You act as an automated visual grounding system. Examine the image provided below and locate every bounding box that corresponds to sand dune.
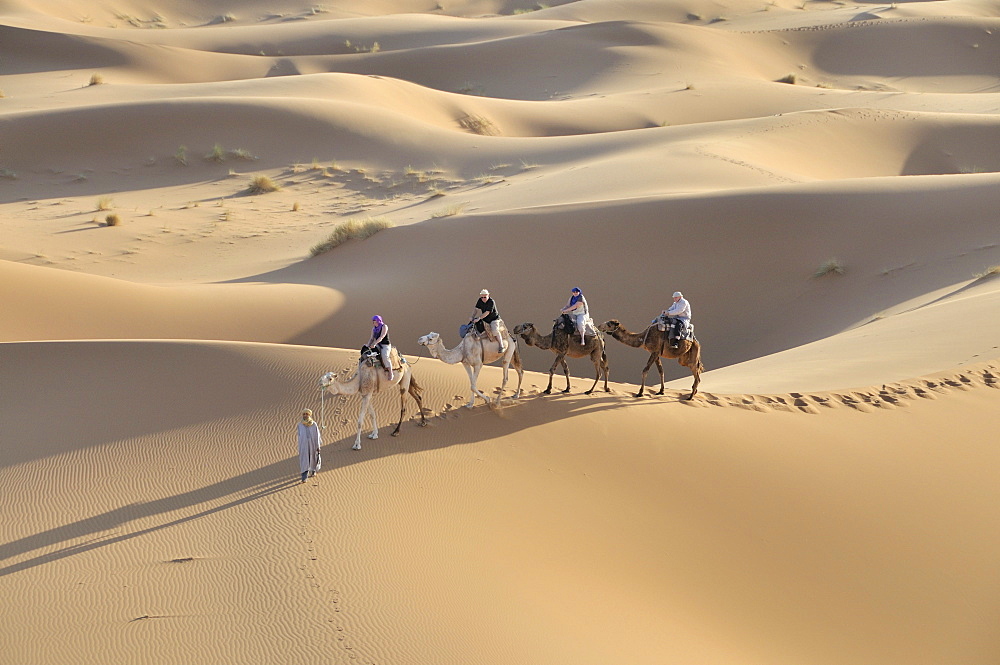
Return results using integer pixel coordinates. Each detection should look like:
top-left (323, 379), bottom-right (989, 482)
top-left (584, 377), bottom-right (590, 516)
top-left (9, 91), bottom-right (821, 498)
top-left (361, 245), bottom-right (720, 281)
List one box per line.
top-left (2, 0), bottom-right (999, 663)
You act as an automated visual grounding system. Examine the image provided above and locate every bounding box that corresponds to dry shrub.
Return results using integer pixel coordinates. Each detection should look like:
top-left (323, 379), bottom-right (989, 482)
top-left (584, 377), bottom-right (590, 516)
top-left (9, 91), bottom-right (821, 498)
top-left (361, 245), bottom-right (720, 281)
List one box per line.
top-left (775, 73), bottom-right (797, 84)
top-left (814, 258), bottom-right (845, 277)
top-left (975, 265), bottom-right (1000, 279)
top-left (248, 175), bottom-right (280, 194)
top-left (96, 196), bottom-right (114, 211)
top-left (205, 144), bottom-right (226, 162)
top-left (89, 73), bottom-right (104, 86)
top-left (310, 217), bottom-right (393, 256)
top-left (105, 213), bottom-right (121, 226)
top-left (458, 114), bottom-right (499, 136)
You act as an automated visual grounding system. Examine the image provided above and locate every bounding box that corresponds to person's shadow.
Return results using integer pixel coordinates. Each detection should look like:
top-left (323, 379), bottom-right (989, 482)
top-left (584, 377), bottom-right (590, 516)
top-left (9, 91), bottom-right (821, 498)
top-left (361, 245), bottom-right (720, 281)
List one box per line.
top-left (0, 340), bottom-right (673, 577)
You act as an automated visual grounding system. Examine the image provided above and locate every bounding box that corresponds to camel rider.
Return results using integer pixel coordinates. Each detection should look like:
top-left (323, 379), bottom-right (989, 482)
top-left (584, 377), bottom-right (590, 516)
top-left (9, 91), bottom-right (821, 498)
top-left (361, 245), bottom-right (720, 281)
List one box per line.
top-left (661, 291), bottom-right (691, 349)
top-left (367, 315), bottom-right (394, 381)
top-left (560, 286), bottom-right (589, 346)
top-left (470, 289), bottom-right (506, 353)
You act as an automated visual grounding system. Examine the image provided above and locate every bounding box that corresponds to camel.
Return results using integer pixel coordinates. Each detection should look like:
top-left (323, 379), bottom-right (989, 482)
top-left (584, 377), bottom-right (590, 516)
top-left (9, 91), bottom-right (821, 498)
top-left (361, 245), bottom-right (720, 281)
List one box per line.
top-left (598, 319), bottom-right (704, 399)
top-left (512, 321), bottom-right (610, 394)
top-left (320, 347), bottom-right (426, 450)
top-left (417, 328), bottom-right (523, 407)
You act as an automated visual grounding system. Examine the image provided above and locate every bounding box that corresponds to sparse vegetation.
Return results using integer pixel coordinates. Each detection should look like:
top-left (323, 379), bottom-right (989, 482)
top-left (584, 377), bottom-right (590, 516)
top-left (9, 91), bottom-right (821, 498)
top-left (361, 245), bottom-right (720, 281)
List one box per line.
top-left (0, 168), bottom-right (17, 180)
top-left (458, 114), bottom-right (499, 136)
top-left (105, 213), bottom-right (121, 226)
top-left (457, 82), bottom-right (485, 96)
top-left (89, 73), bottom-right (104, 86)
top-left (229, 148), bottom-right (257, 161)
top-left (0, 89), bottom-right (5, 98)
top-left (205, 143), bottom-right (227, 162)
top-left (292, 202), bottom-right (301, 211)
top-left (310, 217), bottom-right (394, 256)
top-left (814, 258), bottom-right (845, 277)
top-left (975, 265), bottom-right (1000, 278)
top-left (432, 203), bottom-right (467, 218)
top-left (175, 146), bottom-right (188, 166)
top-left (427, 184), bottom-right (447, 198)
top-left (346, 39), bottom-right (381, 53)
top-left (96, 196), bottom-right (114, 211)
top-left (248, 175), bottom-right (280, 194)
top-left (776, 73), bottom-right (797, 84)
top-left (220, 209), bottom-right (231, 221)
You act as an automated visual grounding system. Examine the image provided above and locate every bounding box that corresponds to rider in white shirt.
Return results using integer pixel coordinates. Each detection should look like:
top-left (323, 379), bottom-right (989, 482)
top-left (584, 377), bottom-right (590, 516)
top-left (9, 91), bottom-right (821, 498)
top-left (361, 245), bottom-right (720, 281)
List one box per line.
top-left (661, 291), bottom-right (691, 348)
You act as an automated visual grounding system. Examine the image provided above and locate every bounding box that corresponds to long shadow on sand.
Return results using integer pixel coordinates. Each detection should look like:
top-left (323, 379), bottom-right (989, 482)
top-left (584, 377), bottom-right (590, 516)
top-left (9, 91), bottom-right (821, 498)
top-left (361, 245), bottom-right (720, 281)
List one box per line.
top-left (0, 388), bottom-right (678, 577)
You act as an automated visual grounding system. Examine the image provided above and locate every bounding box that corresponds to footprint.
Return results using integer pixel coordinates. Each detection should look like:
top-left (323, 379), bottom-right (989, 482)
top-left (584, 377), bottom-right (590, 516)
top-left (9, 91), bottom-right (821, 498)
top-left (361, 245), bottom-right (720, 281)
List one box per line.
top-left (808, 394), bottom-right (836, 408)
top-left (793, 398), bottom-right (819, 414)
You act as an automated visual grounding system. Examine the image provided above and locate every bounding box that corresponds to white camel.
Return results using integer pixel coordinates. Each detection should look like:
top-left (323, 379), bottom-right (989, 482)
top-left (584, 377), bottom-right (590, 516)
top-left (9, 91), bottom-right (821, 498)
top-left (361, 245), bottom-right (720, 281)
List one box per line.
top-left (417, 328), bottom-right (523, 407)
top-left (320, 347), bottom-right (426, 450)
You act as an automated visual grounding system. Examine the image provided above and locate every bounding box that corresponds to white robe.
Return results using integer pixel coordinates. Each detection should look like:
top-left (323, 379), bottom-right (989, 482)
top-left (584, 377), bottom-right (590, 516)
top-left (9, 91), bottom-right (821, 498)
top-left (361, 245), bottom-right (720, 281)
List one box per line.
top-left (297, 422), bottom-right (322, 474)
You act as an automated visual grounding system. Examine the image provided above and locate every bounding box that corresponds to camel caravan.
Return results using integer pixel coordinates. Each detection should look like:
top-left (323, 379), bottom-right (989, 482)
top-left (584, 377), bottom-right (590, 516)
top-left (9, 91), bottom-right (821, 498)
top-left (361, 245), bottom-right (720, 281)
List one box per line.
top-left (318, 288), bottom-right (704, 449)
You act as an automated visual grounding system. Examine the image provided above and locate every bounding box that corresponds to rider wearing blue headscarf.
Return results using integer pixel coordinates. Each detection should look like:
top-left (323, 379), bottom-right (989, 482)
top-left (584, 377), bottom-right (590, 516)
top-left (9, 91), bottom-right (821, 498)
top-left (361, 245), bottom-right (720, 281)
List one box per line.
top-left (560, 287), bottom-right (589, 345)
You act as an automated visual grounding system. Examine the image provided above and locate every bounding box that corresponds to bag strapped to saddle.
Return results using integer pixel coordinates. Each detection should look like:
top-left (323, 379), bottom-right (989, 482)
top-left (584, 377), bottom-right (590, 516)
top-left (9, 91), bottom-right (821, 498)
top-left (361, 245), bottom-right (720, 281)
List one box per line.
top-left (359, 344), bottom-right (391, 371)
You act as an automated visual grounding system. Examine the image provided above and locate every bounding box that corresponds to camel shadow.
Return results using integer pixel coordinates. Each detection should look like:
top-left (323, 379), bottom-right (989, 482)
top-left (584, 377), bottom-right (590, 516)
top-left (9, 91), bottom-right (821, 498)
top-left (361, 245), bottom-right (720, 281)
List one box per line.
top-left (0, 381), bottom-right (680, 578)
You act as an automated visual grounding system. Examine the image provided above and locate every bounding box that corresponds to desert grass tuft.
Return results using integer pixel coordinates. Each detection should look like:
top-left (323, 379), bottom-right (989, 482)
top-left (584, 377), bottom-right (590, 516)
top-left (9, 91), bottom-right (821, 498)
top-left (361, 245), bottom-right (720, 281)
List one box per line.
top-left (205, 144), bottom-right (227, 162)
top-left (814, 258), bottom-right (845, 277)
top-left (975, 265), bottom-right (1000, 279)
top-left (432, 203), bottom-right (467, 218)
top-left (310, 217), bottom-right (393, 256)
top-left (174, 146), bottom-right (188, 166)
top-left (458, 114), bottom-right (499, 136)
top-left (96, 196), bottom-right (114, 211)
top-left (248, 175), bottom-right (280, 194)
top-left (292, 202), bottom-right (301, 212)
top-left (105, 213), bottom-right (121, 226)
top-left (775, 73), bottom-right (797, 84)
top-left (89, 73), bottom-right (104, 86)
top-left (229, 148), bottom-right (257, 161)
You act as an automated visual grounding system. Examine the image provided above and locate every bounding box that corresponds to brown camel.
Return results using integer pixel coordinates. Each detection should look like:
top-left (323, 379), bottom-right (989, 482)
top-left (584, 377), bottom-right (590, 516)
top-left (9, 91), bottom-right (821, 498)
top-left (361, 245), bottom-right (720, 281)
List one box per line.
top-left (512, 321), bottom-right (610, 394)
top-left (598, 319), bottom-right (704, 399)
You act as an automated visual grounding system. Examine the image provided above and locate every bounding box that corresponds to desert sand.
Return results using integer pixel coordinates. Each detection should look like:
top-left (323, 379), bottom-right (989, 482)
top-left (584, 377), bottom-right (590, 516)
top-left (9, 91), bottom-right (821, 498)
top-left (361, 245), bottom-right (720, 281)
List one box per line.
top-left (1, 1), bottom-right (998, 664)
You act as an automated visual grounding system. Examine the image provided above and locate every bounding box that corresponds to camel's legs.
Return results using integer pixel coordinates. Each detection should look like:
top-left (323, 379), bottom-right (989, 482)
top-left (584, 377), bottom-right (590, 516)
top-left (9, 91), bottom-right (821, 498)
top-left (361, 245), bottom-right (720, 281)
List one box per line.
top-left (636, 353), bottom-right (665, 398)
top-left (463, 363), bottom-right (490, 407)
top-left (352, 396), bottom-right (369, 450)
top-left (367, 398), bottom-right (379, 440)
top-left (600, 352), bottom-right (611, 392)
top-left (409, 376), bottom-right (428, 427)
top-left (585, 357), bottom-right (601, 394)
top-left (544, 355), bottom-right (567, 394)
top-left (655, 356), bottom-right (666, 395)
top-left (558, 357), bottom-right (571, 393)
top-left (392, 382), bottom-right (407, 437)
top-left (511, 348), bottom-right (524, 399)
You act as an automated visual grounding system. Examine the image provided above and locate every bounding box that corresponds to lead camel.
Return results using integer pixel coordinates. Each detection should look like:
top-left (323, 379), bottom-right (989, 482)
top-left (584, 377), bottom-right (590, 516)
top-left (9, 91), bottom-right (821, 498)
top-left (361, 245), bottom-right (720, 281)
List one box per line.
top-left (598, 319), bottom-right (703, 399)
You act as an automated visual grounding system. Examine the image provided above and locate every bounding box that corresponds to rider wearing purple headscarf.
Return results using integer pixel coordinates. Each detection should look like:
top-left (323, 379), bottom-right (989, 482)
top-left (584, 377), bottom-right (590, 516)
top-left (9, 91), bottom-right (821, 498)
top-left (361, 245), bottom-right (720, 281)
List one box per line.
top-left (367, 315), bottom-right (394, 381)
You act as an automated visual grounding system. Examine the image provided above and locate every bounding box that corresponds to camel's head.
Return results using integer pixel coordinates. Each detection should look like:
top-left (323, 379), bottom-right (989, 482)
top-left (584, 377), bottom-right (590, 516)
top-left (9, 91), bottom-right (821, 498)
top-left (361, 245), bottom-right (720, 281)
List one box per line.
top-left (598, 319), bottom-right (620, 333)
top-left (319, 371), bottom-right (337, 388)
top-left (417, 332), bottom-right (440, 348)
top-left (512, 322), bottom-right (534, 336)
